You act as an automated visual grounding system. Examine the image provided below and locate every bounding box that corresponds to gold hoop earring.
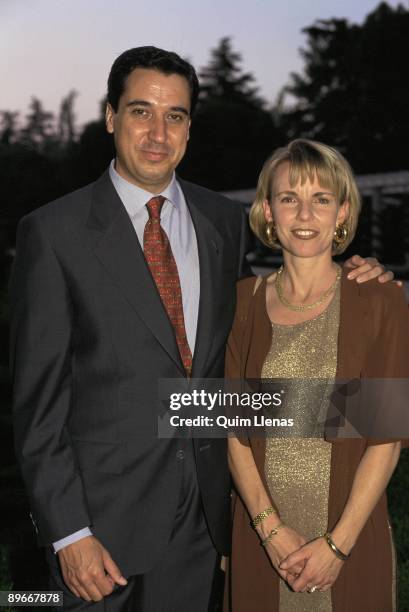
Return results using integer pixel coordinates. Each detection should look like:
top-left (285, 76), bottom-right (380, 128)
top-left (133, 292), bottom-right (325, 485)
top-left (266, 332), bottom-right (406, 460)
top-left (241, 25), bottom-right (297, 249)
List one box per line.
top-left (265, 221), bottom-right (278, 247)
top-left (334, 224), bottom-right (348, 244)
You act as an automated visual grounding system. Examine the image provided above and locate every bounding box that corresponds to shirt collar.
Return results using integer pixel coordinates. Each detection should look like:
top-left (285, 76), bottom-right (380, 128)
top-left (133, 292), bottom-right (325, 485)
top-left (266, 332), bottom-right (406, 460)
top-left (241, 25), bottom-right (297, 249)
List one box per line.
top-left (108, 159), bottom-right (180, 218)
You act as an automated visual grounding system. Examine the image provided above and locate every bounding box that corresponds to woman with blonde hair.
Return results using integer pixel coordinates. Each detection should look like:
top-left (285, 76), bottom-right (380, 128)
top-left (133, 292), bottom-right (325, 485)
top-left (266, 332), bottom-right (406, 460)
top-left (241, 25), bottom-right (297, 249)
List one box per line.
top-left (224, 139), bottom-right (408, 611)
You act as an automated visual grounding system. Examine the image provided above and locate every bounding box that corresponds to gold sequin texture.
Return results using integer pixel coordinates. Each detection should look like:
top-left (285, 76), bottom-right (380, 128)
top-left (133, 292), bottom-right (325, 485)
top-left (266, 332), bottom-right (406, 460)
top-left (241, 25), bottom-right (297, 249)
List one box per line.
top-left (261, 282), bottom-right (341, 612)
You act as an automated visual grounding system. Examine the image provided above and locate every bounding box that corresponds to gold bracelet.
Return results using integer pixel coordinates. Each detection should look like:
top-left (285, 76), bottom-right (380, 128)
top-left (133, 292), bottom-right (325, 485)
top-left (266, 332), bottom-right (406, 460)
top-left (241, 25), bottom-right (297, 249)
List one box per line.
top-left (261, 522), bottom-right (285, 546)
top-left (324, 532), bottom-right (350, 561)
top-left (251, 506), bottom-right (277, 528)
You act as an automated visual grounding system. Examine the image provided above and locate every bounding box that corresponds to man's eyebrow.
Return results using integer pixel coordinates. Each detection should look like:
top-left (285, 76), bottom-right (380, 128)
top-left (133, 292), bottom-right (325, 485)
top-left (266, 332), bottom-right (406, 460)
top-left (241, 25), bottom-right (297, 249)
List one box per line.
top-left (170, 106), bottom-right (190, 116)
top-left (126, 99), bottom-right (150, 108)
top-left (126, 100), bottom-right (189, 115)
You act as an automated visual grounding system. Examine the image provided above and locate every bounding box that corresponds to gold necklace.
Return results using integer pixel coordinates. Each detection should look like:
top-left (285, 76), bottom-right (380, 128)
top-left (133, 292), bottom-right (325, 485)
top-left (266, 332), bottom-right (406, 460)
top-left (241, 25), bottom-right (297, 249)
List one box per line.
top-left (275, 265), bottom-right (341, 312)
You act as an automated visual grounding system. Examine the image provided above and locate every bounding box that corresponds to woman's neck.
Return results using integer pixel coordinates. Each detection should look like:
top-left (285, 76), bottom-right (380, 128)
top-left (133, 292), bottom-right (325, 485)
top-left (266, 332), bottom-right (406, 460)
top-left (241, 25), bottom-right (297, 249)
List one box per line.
top-left (280, 253), bottom-right (338, 303)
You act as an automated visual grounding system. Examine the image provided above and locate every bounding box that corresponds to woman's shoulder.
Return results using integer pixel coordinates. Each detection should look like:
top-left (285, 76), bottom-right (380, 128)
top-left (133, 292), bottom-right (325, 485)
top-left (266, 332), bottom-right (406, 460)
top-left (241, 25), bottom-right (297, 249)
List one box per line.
top-left (236, 273), bottom-right (270, 300)
top-left (234, 275), bottom-right (267, 316)
top-left (236, 275), bottom-right (258, 297)
top-left (236, 270), bottom-right (278, 293)
top-left (361, 277), bottom-right (405, 302)
top-left (343, 271), bottom-right (408, 312)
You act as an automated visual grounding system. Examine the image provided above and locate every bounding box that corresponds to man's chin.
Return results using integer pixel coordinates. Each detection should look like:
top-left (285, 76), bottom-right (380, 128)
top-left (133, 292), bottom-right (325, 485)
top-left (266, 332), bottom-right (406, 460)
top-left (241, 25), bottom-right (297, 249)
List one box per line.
top-left (132, 169), bottom-right (174, 192)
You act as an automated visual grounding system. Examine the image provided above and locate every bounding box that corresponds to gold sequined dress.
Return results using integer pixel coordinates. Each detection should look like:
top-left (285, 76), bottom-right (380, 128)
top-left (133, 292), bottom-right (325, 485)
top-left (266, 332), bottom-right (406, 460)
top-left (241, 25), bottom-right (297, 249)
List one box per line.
top-left (261, 282), bottom-right (340, 612)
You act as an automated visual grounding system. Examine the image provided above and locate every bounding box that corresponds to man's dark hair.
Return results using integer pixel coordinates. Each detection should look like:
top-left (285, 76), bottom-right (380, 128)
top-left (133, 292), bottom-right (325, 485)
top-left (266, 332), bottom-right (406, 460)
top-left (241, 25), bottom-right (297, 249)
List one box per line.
top-left (107, 46), bottom-right (199, 114)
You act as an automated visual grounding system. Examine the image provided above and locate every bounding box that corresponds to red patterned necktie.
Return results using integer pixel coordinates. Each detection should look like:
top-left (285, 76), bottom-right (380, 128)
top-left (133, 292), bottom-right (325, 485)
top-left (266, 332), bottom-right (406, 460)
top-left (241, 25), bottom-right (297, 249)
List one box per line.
top-left (143, 196), bottom-right (193, 376)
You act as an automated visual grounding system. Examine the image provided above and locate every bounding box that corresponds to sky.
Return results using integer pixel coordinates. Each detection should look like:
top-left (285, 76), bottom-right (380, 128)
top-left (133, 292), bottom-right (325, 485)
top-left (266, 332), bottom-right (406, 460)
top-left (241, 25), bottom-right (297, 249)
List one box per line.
top-left (0, 0), bottom-right (405, 128)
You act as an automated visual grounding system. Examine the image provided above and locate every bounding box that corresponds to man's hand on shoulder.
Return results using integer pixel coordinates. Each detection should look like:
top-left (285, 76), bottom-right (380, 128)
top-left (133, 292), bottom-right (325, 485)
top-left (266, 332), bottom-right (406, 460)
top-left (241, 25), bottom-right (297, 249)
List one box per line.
top-left (57, 535), bottom-right (127, 601)
top-left (344, 254), bottom-right (401, 286)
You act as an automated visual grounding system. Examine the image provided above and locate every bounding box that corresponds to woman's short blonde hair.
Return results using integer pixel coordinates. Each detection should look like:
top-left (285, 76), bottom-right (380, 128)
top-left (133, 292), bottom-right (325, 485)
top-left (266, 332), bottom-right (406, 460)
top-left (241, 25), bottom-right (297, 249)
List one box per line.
top-left (249, 138), bottom-right (361, 254)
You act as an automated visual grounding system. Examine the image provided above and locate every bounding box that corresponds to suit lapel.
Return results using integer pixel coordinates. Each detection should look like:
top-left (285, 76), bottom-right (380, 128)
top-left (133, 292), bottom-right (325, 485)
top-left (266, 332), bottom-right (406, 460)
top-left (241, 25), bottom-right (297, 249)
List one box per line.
top-left (179, 180), bottom-right (224, 377)
top-left (86, 171), bottom-right (184, 373)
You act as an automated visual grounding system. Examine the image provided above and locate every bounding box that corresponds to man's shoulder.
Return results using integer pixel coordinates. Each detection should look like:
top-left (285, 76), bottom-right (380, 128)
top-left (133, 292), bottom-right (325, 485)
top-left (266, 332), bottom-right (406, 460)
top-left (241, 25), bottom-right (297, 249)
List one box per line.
top-left (18, 172), bottom-right (109, 236)
top-left (178, 178), bottom-right (245, 215)
top-left (23, 181), bottom-right (95, 225)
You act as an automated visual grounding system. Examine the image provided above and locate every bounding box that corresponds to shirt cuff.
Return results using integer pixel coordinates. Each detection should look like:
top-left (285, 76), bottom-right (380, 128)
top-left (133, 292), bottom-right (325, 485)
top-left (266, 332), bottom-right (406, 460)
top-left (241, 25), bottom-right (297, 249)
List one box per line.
top-left (53, 527), bottom-right (93, 553)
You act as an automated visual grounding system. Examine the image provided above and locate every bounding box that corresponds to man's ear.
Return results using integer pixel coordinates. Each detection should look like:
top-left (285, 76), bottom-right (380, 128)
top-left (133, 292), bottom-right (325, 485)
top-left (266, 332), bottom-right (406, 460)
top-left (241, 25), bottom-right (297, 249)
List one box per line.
top-left (187, 118), bottom-right (191, 142)
top-left (106, 104), bottom-right (115, 134)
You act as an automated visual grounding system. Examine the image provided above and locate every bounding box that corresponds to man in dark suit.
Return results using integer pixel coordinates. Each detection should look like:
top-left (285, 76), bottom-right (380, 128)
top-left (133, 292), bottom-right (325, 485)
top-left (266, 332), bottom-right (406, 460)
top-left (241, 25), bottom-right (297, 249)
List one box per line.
top-left (9, 46), bottom-right (391, 611)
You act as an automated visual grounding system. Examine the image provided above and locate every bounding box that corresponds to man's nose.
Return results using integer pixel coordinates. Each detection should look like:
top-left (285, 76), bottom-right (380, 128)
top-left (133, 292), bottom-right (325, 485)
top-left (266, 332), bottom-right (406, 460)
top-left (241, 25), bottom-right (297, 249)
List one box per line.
top-left (149, 115), bottom-right (167, 143)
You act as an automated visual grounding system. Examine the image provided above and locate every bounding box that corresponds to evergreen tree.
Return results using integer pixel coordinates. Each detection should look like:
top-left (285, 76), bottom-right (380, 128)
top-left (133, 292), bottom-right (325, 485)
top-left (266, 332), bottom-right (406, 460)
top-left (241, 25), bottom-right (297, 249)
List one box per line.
top-left (0, 111), bottom-right (20, 146)
top-left (20, 97), bottom-right (55, 151)
top-left (279, 2), bottom-right (409, 173)
top-left (179, 37), bottom-right (281, 190)
top-left (77, 96), bottom-right (115, 185)
top-left (58, 90), bottom-right (78, 145)
top-left (198, 37), bottom-right (263, 108)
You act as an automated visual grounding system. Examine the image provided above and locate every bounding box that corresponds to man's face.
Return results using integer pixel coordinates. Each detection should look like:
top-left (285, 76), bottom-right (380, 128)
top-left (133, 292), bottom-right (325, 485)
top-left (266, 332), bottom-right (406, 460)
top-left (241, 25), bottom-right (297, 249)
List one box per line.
top-left (106, 68), bottom-right (191, 193)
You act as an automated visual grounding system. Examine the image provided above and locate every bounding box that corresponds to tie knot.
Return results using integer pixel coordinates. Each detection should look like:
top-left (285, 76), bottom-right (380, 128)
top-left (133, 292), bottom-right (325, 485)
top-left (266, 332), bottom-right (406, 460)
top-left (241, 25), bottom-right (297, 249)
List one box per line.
top-left (146, 196), bottom-right (166, 220)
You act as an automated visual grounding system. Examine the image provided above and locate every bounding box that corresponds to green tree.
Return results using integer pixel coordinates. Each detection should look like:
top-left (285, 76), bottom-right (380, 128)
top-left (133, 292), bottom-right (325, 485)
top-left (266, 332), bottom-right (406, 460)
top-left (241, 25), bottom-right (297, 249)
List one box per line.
top-left (198, 37), bottom-right (263, 107)
top-left (58, 89), bottom-right (78, 145)
top-left (0, 111), bottom-right (20, 146)
top-left (76, 96), bottom-right (115, 185)
top-left (179, 37), bottom-right (281, 190)
top-left (0, 94), bottom-right (84, 222)
top-left (20, 97), bottom-right (56, 151)
top-left (280, 2), bottom-right (409, 173)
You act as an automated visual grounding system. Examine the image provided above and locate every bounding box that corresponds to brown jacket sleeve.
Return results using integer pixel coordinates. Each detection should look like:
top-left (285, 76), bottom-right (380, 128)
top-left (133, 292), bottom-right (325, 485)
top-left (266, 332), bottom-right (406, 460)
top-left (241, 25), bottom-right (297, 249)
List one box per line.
top-left (224, 277), bottom-right (257, 379)
top-left (364, 282), bottom-right (409, 447)
top-left (225, 277), bottom-right (258, 446)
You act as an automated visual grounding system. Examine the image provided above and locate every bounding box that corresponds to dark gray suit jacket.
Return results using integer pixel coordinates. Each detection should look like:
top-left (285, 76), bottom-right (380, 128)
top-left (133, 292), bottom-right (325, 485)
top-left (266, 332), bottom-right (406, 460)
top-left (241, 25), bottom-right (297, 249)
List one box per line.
top-left (9, 170), bottom-right (251, 577)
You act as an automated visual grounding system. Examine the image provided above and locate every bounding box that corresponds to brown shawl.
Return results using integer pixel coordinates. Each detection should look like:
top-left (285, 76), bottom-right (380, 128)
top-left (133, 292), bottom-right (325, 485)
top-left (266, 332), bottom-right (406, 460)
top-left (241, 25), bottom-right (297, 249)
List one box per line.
top-left (225, 267), bottom-right (409, 612)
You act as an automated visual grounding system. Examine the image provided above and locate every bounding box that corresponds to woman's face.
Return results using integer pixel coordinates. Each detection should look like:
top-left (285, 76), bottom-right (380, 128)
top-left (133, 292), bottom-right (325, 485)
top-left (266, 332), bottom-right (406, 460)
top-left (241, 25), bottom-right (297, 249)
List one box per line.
top-left (263, 161), bottom-right (349, 260)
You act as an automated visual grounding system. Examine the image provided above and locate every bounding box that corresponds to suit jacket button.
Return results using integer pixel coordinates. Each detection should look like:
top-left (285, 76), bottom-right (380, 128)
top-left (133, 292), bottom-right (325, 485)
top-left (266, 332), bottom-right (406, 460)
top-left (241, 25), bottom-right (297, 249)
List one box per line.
top-left (176, 450), bottom-right (185, 460)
